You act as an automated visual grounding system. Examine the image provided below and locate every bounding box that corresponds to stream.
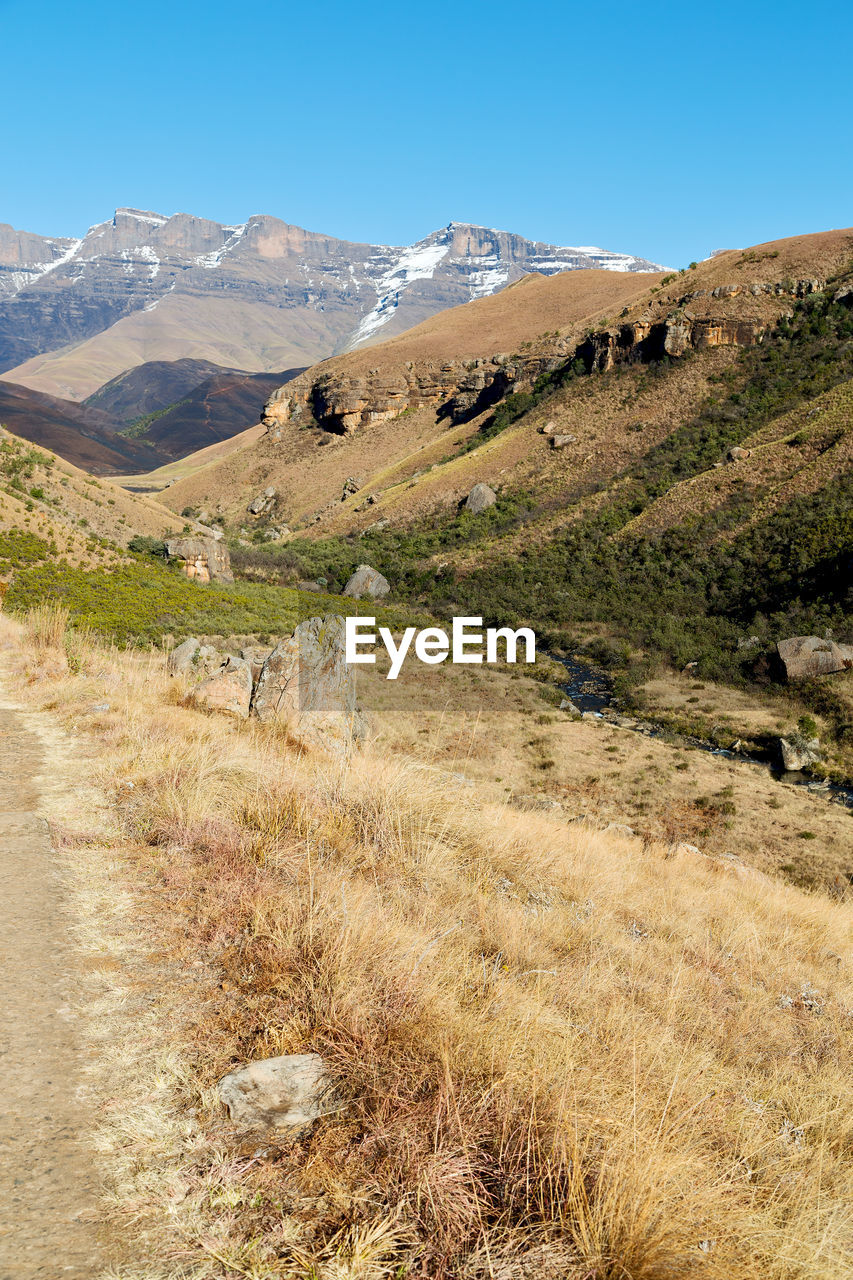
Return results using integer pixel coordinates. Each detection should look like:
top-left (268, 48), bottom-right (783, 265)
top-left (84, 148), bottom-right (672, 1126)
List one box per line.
top-left (554, 654), bottom-right (853, 810)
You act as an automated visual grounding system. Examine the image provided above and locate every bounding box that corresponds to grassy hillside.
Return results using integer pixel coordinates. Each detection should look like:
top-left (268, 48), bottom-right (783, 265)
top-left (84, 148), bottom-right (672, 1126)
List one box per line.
top-left (0, 429), bottom-right (186, 566)
top-left (221, 266), bottom-right (853, 783)
top-left (1, 606), bottom-right (850, 1278)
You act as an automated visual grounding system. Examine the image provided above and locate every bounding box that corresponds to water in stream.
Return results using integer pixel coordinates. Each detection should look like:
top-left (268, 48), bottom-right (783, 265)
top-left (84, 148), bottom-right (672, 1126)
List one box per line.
top-left (553, 654), bottom-right (853, 810)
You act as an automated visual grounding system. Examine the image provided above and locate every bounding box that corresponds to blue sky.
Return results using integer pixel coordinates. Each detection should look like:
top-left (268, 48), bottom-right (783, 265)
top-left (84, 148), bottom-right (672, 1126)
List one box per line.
top-left (2, 0), bottom-right (851, 267)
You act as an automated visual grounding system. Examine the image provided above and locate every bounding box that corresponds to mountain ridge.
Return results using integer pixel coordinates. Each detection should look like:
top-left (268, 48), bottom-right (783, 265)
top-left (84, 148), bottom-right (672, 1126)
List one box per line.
top-left (0, 208), bottom-right (665, 400)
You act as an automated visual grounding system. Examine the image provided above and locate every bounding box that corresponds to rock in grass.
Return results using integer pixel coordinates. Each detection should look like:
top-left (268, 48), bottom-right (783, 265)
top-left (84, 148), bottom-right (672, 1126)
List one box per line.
top-left (248, 486), bottom-right (277, 515)
top-left (167, 637), bottom-right (222, 681)
top-left (252, 615), bottom-right (365, 752)
top-left (165, 536), bottom-right (233, 583)
top-left (190, 656), bottom-right (253, 719)
top-left (218, 1053), bottom-right (335, 1132)
top-left (343, 564), bottom-right (390, 600)
top-left (464, 482), bottom-right (496, 515)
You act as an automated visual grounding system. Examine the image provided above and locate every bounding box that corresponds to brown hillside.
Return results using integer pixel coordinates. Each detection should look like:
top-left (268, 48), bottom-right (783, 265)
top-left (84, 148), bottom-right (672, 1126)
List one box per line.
top-left (0, 379), bottom-right (164, 474)
top-left (154, 269), bottom-right (664, 520)
top-left (150, 227), bottom-right (853, 536)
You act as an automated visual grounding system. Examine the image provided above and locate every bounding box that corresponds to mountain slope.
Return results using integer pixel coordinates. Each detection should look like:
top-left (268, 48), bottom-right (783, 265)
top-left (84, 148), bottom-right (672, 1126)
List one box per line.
top-left (116, 366), bottom-right (306, 460)
top-left (0, 209), bottom-right (664, 399)
top-left (0, 427), bottom-right (184, 566)
top-left (84, 357), bottom-right (239, 422)
top-left (0, 380), bottom-right (166, 473)
top-left (156, 227), bottom-right (852, 532)
top-left (153, 267), bottom-right (665, 519)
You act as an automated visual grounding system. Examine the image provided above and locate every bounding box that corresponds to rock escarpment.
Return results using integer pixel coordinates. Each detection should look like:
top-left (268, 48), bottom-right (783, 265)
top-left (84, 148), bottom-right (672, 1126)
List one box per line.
top-left (261, 279), bottom-right (825, 440)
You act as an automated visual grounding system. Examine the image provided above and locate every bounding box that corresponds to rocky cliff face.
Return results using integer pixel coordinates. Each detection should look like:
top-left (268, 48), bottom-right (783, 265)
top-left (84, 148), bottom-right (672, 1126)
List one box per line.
top-left (261, 278), bottom-right (825, 438)
top-left (0, 209), bottom-right (664, 387)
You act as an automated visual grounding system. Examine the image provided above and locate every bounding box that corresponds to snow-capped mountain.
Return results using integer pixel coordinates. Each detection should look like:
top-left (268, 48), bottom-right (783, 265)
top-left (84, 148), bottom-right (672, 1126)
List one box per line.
top-left (0, 209), bottom-right (665, 399)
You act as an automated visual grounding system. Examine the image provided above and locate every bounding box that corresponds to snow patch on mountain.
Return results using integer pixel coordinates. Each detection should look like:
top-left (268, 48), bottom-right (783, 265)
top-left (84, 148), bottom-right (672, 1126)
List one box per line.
top-left (347, 241), bottom-right (451, 347)
top-left (29, 238), bottom-right (84, 283)
top-left (194, 223), bottom-right (248, 270)
top-left (467, 254), bottom-right (511, 299)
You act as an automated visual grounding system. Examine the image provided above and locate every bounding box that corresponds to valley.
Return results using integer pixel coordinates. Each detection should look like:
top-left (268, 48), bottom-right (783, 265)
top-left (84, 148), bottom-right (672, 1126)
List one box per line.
top-left (1, 217), bottom-right (851, 1280)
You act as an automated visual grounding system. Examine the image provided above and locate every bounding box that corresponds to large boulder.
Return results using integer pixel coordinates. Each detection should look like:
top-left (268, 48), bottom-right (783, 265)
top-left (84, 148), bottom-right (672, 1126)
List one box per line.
top-left (777, 636), bottom-right (847, 680)
top-left (464, 483), bottom-right (496, 515)
top-left (167, 637), bottom-right (222, 680)
top-left (218, 1053), bottom-right (335, 1132)
top-left (165, 536), bottom-right (233, 584)
top-left (343, 564), bottom-right (390, 600)
top-left (252, 615), bottom-right (363, 752)
top-left (189, 656), bottom-right (253, 719)
top-left (779, 735), bottom-right (822, 771)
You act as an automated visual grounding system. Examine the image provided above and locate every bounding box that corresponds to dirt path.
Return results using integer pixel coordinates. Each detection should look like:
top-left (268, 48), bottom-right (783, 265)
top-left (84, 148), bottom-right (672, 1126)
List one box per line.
top-left (0, 701), bottom-right (103, 1278)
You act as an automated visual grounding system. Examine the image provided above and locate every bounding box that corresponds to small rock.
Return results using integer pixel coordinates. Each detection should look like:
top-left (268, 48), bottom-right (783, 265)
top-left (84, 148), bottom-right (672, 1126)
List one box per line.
top-left (550, 434), bottom-right (576, 449)
top-left (343, 564), bottom-right (390, 600)
top-left (727, 446), bottom-right (751, 462)
top-left (90, 702), bottom-right (110, 713)
top-left (606, 822), bottom-right (635, 838)
top-left (190, 657), bottom-right (253, 720)
top-left (464, 483), bottom-right (497, 515)
top-left (559, 698), bottom-right (579, 714)
top-left (539, 421), bottom-right (556, 435)
top-left (218, 1053), bottom-right (336, 1132)
top-left (248, 487), bottom-right (277, 516)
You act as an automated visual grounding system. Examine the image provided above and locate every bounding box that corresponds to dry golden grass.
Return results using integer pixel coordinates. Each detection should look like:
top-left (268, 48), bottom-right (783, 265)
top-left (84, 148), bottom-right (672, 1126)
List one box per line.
top-left (23, 599), bottom-right (71, 649)
top-left (2, 613), bottom-right (852, 1279)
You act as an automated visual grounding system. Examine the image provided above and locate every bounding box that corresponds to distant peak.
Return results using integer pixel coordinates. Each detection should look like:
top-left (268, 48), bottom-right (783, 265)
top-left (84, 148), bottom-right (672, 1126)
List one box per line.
top-left (114, 208), bottom-right (168, 226)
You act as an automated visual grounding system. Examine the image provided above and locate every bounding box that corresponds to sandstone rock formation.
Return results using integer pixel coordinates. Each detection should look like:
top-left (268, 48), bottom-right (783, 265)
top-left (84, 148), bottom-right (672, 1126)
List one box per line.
top-left (777, 636), bottom-right (849, 680)
top-left (218, 1053), bottom-right (335, 1132)
top-left (464, 483), bottom-right (497, 515)
top-left (261, 278), bottom-right (825, 444)
top-left (343, 564), bottom-right (391, 599)
top-left (189, 656), bottom-right (253, 719)
top-left (252, 615), bottom-right (363, 752)
top-left (165, 536), bottom-right (233, 584)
